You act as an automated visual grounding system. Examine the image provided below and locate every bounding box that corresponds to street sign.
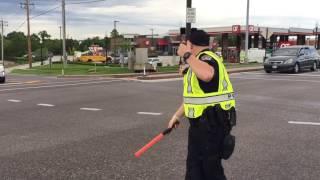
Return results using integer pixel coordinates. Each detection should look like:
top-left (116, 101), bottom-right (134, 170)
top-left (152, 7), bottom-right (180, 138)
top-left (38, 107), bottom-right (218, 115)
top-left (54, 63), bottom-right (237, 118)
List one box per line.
top-left (186, 8), bottom-right (196, 23)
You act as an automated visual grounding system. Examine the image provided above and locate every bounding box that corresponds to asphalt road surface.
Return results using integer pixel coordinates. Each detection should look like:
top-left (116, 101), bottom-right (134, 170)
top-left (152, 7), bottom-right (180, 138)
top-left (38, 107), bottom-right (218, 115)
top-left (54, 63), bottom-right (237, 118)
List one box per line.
top-left (1, 71), bottom-right (320, 180)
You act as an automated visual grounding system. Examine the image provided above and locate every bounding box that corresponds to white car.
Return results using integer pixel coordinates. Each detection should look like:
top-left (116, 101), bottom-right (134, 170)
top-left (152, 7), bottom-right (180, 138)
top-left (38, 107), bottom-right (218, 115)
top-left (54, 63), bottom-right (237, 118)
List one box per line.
top-left (0, 64), bottom-right (5, 83)
top-left (148, 58), bottom-right (162, 66)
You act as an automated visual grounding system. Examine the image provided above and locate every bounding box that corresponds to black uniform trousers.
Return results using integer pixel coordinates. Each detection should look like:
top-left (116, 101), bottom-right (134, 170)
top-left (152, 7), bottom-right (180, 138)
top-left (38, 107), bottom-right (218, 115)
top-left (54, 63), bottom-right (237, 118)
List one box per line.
top-left (185, 107), bottom-right (227, 180)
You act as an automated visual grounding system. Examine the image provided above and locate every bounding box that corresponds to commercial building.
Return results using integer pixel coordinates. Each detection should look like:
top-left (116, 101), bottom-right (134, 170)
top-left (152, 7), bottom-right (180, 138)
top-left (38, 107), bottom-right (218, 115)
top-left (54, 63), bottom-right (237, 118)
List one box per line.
top-left (168, 26), bottom-right (320, 62)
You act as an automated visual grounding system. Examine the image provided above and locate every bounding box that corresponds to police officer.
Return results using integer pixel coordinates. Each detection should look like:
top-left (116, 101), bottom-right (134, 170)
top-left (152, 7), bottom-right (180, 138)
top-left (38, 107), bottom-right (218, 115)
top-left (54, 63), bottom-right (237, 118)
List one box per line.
top-left (168, 30), bottom-right (236, 180)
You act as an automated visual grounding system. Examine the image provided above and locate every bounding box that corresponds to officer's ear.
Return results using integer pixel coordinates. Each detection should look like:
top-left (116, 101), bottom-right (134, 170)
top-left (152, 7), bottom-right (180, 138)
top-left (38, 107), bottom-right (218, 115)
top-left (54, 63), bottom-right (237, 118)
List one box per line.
top-left (190, 43), bottom-right (194, 50)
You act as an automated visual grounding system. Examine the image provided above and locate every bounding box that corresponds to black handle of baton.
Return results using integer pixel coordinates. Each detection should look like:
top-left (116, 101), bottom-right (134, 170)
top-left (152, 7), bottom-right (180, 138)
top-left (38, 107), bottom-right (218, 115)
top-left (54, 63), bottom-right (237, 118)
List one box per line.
top-left (163, 121), bottom-right (180, 135)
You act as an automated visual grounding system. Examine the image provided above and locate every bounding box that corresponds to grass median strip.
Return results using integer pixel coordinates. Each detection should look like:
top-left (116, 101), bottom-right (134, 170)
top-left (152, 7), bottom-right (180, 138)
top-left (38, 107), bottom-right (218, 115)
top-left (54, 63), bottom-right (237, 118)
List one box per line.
top-left (11, 62), bottom-right (262, 76)
top-left (11, 63), bottom-right (133, 76)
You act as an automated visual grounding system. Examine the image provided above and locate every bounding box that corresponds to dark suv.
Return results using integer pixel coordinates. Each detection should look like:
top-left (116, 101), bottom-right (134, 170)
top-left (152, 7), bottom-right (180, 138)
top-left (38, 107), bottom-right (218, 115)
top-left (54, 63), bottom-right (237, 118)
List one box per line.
top-left (264, 46), bottom-right (319, 73)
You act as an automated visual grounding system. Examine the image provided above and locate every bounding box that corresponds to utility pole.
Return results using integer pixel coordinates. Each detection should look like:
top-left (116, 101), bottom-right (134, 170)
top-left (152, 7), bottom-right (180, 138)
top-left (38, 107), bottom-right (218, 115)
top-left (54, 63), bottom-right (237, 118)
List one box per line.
top-left (59, 26), bottom-right (62, 62)
top-left (264, 27), bottom-right (269, 60)
top-left (315, 22), bottom-right (319, 49)
top-left (150, 28), bottom-right (154, 47)
top-left (114, 20), bottom-right (119, 31)
top-left (22, 0), bottom-right (33, 68)
top-left (186, 0), bottom-right (192, 39)
top-left (61, 0), bottom-right (66, 75)
top-left (245, 0), bottom-right (250, 63)
top-left (0, 19), bottom-right (8, 65)
top-left (113, 20), bottom-right (119, 55)
top-left (40, 38), bottom-right (43, 65)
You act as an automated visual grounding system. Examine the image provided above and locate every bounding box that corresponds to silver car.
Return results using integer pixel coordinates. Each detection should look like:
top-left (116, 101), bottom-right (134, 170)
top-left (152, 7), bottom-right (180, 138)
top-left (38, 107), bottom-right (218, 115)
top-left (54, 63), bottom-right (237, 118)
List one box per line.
top-left (0, 64), bottom-right (5, 83)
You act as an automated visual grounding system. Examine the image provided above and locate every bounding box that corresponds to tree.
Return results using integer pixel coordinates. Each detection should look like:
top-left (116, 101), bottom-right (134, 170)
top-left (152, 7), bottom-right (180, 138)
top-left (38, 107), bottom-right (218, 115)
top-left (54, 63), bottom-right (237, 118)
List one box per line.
top-left (110, 29), bottom-right (120, 38)
top-left (79, 37), bottom-right (104, 52)
top-left (31, 33), bottom-right (40, 51)
top-left (45, 39), bottom-right (62, 55)
top-left (5, 31), bottom-right (27, 58)
top-left (110, 29), bottom-right (125, 55)
top-left (38, 30), bottom-right (51, 41)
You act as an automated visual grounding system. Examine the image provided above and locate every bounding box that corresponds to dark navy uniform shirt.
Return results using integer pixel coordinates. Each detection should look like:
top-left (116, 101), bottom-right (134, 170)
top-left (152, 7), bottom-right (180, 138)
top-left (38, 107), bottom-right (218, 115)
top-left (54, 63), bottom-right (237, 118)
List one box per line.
top-left (197, 49), bottom-right (219, 93)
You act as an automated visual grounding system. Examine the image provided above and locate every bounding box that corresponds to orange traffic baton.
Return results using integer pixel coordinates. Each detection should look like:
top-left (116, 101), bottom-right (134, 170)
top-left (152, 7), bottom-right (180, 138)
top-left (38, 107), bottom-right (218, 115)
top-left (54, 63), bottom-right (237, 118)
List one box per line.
top-left (134, 122), bottom-right (179, 158)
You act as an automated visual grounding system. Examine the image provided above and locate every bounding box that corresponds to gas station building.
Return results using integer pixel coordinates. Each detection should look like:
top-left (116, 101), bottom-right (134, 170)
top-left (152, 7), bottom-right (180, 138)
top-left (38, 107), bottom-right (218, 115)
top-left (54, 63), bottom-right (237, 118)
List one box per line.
top-left (168, 26), bottom-right (320, 63)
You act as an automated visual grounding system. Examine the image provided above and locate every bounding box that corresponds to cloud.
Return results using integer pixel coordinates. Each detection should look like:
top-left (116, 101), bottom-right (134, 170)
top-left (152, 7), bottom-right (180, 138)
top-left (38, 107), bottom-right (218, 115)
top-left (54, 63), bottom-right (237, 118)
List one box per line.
top-left (1, 0), bottom-right (320, 39)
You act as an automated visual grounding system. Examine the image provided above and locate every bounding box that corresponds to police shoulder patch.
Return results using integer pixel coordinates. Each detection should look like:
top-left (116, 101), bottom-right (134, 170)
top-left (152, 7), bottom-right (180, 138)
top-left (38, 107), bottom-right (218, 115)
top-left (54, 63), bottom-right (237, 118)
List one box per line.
top-left (200, 55), bottom-right (213, 61)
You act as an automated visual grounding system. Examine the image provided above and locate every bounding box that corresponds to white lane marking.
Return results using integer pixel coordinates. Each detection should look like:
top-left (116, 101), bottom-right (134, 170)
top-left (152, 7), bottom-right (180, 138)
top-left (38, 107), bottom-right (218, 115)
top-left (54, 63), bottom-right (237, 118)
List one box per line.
top-left (0, 80), bottom-right (123, 92)
top-left (232, 76), bottom-right (320, 83)
top-left (8, 99), bottom-right (22, 103)
top-left (37, 103), bottom-right (55, 107)
top-left (80, 108), bottom-right (102, 111)
top-left (288, 121), bottom-right (320, 126)
top-left (137, 112), bottom-right (163, 116)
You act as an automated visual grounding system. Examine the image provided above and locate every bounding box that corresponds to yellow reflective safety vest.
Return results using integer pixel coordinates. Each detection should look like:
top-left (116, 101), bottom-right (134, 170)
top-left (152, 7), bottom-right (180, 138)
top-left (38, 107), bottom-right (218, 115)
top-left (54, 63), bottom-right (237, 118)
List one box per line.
top-left (183, 51), bottom-right (236, 118)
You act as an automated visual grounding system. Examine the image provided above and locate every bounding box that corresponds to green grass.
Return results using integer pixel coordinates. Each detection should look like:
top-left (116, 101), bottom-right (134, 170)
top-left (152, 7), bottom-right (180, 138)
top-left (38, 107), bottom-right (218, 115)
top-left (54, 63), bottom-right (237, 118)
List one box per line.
top-left (11, 62), bottom-right (262, 76)
top-left (12, 63), bottom-right (133, 76)
top-left (158, 65), bottom-right (180, 73)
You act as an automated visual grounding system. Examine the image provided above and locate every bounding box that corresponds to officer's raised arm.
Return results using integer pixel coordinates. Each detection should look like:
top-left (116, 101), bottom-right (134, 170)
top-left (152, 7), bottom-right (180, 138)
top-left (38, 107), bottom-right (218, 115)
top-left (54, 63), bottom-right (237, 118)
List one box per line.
top-left (177, 41), bottom-right (214, 82)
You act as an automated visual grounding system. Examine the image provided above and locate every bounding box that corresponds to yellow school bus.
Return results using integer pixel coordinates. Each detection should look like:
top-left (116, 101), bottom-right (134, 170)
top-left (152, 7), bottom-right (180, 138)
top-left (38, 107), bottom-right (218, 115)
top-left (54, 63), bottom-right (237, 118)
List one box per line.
top-left (78, 45), bottom-right (112, 63)
top-left (79, 55), bottom-right (109, 63)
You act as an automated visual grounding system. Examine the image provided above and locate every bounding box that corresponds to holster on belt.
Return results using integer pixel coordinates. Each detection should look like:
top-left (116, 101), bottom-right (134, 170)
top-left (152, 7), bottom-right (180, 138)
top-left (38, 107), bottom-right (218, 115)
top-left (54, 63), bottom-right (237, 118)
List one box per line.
top-left (203, 105), bottom-right (237, 160)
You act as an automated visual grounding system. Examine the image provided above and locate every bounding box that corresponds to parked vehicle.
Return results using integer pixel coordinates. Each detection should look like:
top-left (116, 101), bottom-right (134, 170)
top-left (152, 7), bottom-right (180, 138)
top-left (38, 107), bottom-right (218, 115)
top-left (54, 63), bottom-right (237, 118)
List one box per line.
top-left (23, 54), bottom-right (36, 59)
top-left (264, 46), bottom-right (319, 73)
top-left (148, 58), bottom-right (162, 67)
top-left (78, 45), bottom-right (112, 63)
top-left (79, 55), bottom-right (112, 63)
top-left (0, 64), bottom-right (5, 83)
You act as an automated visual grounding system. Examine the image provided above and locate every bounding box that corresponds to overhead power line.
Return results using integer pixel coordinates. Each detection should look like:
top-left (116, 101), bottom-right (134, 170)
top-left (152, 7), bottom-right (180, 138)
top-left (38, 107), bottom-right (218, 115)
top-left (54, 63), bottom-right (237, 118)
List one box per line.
top-left (15, 5), bottom-right (60, 31)
top-left (66, 0), bottom-right (107, 5)
top-left (30, 6), bottom-right (60, 19)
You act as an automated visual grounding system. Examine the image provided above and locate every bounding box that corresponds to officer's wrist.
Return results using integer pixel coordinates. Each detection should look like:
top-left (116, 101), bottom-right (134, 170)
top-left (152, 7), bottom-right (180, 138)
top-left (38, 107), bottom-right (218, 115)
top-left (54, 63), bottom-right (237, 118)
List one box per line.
top-left (173, 115), bottom-right (180, 121)
top-left (183, 52), bottom-right (192, 63)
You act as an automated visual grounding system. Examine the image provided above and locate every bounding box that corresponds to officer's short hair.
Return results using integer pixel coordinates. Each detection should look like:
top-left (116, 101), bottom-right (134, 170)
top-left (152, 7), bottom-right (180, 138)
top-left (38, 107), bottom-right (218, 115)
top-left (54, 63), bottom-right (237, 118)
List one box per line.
top-left (190, 30), bottom-right (210, 46)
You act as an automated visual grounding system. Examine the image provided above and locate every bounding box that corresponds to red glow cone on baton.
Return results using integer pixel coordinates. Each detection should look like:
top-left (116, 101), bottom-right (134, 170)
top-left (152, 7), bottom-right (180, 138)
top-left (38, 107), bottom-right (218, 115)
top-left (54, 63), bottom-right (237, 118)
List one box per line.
top-left (134, 122), bottom-right (179, 158)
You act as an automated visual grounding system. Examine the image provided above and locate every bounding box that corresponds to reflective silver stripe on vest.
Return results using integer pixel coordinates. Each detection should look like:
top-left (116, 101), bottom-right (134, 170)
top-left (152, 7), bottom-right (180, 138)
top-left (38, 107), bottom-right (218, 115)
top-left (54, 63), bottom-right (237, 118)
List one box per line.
top-left (187, 69), bottom-right (192, 94)
top-left (187, 69), bottom-right (193, 93)
top-left (188, 107), bottom-right (195, 118)
top-left (184, 93), bottom-right (235, 105)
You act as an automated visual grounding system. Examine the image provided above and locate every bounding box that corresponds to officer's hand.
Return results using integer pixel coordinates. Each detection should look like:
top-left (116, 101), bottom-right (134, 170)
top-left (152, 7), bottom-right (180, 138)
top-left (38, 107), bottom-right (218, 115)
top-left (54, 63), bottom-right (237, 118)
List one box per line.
top-left (168, 115), bottom-right (180, 129)
top-left (179, 64), bottom-right (189, 75)
top-left (177, 40), bottom-right (192, 57)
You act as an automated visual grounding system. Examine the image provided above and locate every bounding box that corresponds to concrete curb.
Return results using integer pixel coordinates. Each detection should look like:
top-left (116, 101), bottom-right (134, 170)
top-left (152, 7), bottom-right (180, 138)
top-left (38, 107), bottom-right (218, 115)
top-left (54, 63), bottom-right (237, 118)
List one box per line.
top-left (56, 71), bottom-right (178, 79)
top-left (137, 67), bottom-right (264, 80)
top-left (228, 67), bottom-right (264, 74)
top-left (56, 67), bottom-right (263, 80)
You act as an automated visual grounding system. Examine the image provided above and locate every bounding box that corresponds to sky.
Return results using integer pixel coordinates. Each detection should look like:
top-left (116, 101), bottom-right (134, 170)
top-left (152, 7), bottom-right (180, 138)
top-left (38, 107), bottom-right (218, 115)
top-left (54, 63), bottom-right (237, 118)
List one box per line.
top-left (0, 0), bottom-right (319, 40)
